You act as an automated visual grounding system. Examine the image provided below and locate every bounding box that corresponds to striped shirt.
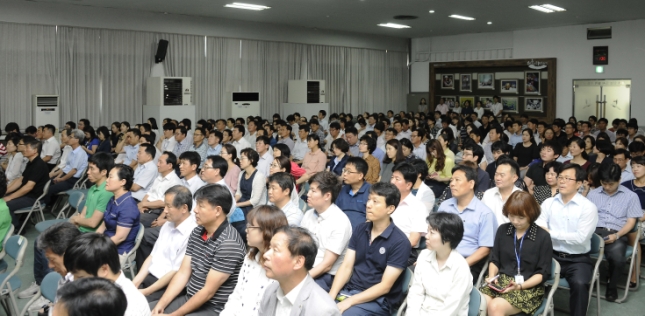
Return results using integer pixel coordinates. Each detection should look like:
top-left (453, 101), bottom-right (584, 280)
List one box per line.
top-left (185, 221), bottom-right (246, 313)
top-left (587, 185), bottom-right (643, 232)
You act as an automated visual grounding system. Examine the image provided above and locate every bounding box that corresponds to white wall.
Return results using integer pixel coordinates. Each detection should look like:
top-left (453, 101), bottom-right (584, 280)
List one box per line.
top-left (0, 0), bottom-right (408, 52)
top-left (411, 19), bottom-right (645, 120)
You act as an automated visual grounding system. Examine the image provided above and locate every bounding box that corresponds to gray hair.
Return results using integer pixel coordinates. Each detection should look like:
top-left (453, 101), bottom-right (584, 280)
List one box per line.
top-left (71, 129), bottom-right (86, 143)
top-left (164, 185), bottom-right (193, 211)
top-left (37, 222), bottom-right (82, 255)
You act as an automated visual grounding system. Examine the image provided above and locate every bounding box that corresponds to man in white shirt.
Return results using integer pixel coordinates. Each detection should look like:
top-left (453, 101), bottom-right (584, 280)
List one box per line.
top-left (319, 110), bottom-right (329, 133)
top-left (292, 125), bottom-right (310, 162)
top-left (134, 185), bottom-right (197, 302)
top-left (410, 159), bottom-right (435, 216)
top-left (156, 123), bottom-right (177, 153)
top-left (123, 129), bottom-right (141, 168)
top-left (47, 129), bottom-right (88, 200)
top-left (324, 122), bottom-right (343, 156)
top-left (40, 124), bottom-right (61, 170)
top-left (276, 120), bottom-right (295, 151)
top-left (256, 136), bottom-right (273, 178)
top-left (535, 163), bottom-right (598, 316)
top-left (259, 226), bottom-right (341, 316)
top-left (231, 124), bottom-right (252, 155)
top-left (592, 117), bottom-right (617, 142)
top-left (244, 120), bottom-right (258, 150)
top-left (137, 151), bottom-right (183, 227)
top-left (614, 149), bottom-right (635, 182)
top-left (131, 144), bottom-right (159, 201)
top-left (299, 171), bottom-right (352, 292)
top-left (178, 151), bottom-right (206, 195)
top-left (490, 95), bottom-right (503, 118)
top-left (64, 234), bottom-right (151, 316)
top-left (411, 128), bottom-right (427, 161)
top-left (398, 119), bottom-right (412, 140)
top-left (389, 162), bottom-right (428, 265)
top-left (481, 158), bottom-right (522, 226)
top-left (187, 127), bottom-right (208, 168)
top-left (268, 172), bottom-right (303, 226)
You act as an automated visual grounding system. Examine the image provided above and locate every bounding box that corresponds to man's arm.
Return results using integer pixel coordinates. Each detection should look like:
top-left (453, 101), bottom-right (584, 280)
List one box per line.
top-left (606, 218), bottom-right (637, 244)
top-left (336, 266), bottom-right (404, 313)
top-left (70, 206), bottom-right (104, 230)
top-left (4, 180), bottom-right (35, 201)
top-left (152, 256), bottom-right (193, 314)
top-left (167, 269), bottom-right (230, 316)
top-left (54, 169), bottom-right (77, 183)
top-left (329, 249), bottom-right (356, 299)
top-left (465, 247), bottom-right (490, 266)
top-left (5, 177), bottom-right (23, 196)
top-left (308, 250), bottom-right (340, 279)
top-left (42, 155), bottom-right (52, 163)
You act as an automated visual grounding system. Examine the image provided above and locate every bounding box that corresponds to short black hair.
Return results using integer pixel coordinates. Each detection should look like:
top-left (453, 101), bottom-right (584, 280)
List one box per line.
top-left (112, 164), bottom-right (134, 191)
top-left (79, 119), bottom-right (91, 128)
top-left (392, 162), bottom-right (418, 185)
top-left (427, 212), bottom-right (464, 249)
top-left (22, 136), bottom-right (43, 155)
top-left (179, 151), bottom-right (201, 168)
top-left (331, 138), bottom-right (349, 153)
top-left (344, 126), bottom-right (358, 136)
top-left (369, 182), bottom-right (401, 208)
top-left (496, 156), bottom-right (520, 176)
top-left (181, 118), bottom-right (192, 129)
top-left (268, 172), bottom-right (295, 195)
top-left (44, 124), bottom-right (56, 135)
top-left (140, 143), bottom-right (156, 160)
top-left (614, 148), bottom-right (631, 160)
top-left (194, 184), bottom-right (233, 215)
top-left (37, 222), bottom-right (81, 255)
top-left (174, 125), bottom-right (187, 136)
top-left (359, 135), bottom-right (376, 154)
top-left (346, 156), bottom-right (368, 178)
top-left (543, 161), bottom-right (563, 174)
top-left (234, 124), bottom-right (246, 136)
top-left (560, 163), bottom-right (587, 182)
top-left (629, 141), bottom-right (645, 154)
top-left (541, 140), bottom-right (563, 156)
top-left (57, 277), bottom-right (127, 316)
top-left (463, 143), bottom-right (484, 164)
top-left (599, 162), bottom-right (622, 183)
top-left (163, 123), bottom-right (177, 131)
top-left (64, 233), bottom-right (121, 275)
top-left (159, 151), bottom-right (176, 168)
top-left (273, 226), bottom-right (318, 270)
top-left (306, 133), bottom-right (321, 147)
top-left (452, 164), bottom-right (478, 189)
top-left (88, 152), bottom-right (114, 175)
top-left (410, 158), bottom-right (429, 183)
top-left (128, 128), bottom-right (141, 138)
top-left (256, 135), bottom-right (270, 146)
top-left (240, 148), bottom-right (259, 168)
top-left (595, 139), bottom-right (614, 156)
top-left (4, 122), bottom-right (19, 133)
top-left (207, 155), bottom-right (229, 177)
top-left (309, 171), bottom-right (342, 203)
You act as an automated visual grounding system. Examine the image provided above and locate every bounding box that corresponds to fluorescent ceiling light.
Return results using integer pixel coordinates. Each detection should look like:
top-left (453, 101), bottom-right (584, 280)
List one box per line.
top-left (529, 5), bottom-right (553, 13)
top-left (540, 4), bottom-right (566, 12)
top-left (487, 21), bottom-right (492, 25)
top-left (449, 14), bottom-right (475, 21)
top-left (378, 23), bottom-right (411, 29)
top-left (224, 2), bottom-right (271, 11)
top-left (429, 10), bottom-right (435, 13)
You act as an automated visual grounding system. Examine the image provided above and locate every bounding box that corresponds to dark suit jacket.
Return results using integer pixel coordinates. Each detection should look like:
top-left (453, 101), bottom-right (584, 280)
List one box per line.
top-left (327, 155), bottom-right (349, 176)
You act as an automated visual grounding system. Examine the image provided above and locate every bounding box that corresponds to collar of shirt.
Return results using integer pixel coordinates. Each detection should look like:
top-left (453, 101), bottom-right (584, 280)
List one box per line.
top-left (276, 275), bottom-right (308, 307)
top-left (492, 186), bottom-right (521, 200)
top-left (159, 171), bottom-right (180, 183)
top-left (553, 192), bottom-right (584, 206)
top-left (210, 144), bottom-right (221, 150)
top-left (425, 249), bottom-right (459, 271)
top-left (71, 146), bottom-right (84, 155)
top-left (171, 215), bottom-right (197, 236)
top-left (347, 182), bottom-right (370, 197)
top-left (90, 181), bottom-right (107, 194)
top-left (200, 219), bottom-right (229, 241)
top-left (140, 160), bottom-right (155, 170)
top-left (114, 192), bottom-right (133, 205)
top-left (314, 204), bottom-right (340, 221)
top-left (445, 195), bottom-right (480, 213)
top-left (505, 222), bottom-right (539, 241)
top-left (364, 220), bottom-right (396, 240)
top-left (192, 141), bottom-right (206, 149)
top-left (598, 185), bottom-right (629, 197)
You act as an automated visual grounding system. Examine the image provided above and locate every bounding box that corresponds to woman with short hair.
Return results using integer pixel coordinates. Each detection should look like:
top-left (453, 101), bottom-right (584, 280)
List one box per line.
top-left (326, 138), bottom-right (350, 176)
top-left (532, 161), bottom-right (562, 205)
top-left (236, 148), bottom-right (267, 215)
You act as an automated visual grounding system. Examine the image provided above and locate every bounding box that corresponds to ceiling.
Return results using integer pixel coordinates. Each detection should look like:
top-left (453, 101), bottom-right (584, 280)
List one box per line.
top-left (29, 0), bottom-right (645, 38)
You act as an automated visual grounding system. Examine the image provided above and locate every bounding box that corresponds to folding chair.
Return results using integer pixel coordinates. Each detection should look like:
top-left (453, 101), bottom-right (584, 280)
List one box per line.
top-left (35, 192), bottom-right (86, 233)
top-left (298, 182), bottom-right (309, 198)
top-left (298, 198), bottom-right (307, 212)
top-left (394, 268), bottom-right (414, 316)
top-left (0, 236), bottom-right (28, 316)
top-left (547, 234), bottom-right (603, 316)
top-left (55, 190), bottom-right (85, 220)
top-left (14, 180), bottom-right (51, 235)
top-left (121, 224), bottom-right (145, 279)
top-left (19, 271), bottom-right (61, 316)
top-left (530, 259), bottom-right (561, 316)
top-left (0, 225), bottom-right (15, 274)
top-left (71, 165), bottom-right (89, 190)
top-left (477, 259), bottom-right (490, 287)
top-left (468, 288), bottom-right (487, 316)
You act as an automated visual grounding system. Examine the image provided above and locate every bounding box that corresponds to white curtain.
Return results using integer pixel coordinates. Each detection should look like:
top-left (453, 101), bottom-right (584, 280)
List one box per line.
top-left (0, 23), bottom-right (57, 127)
top-left (307, 45), bottom-right (348, 114)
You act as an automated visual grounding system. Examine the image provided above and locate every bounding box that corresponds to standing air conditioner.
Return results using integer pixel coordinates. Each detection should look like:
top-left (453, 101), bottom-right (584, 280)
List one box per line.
top-left (146, 77), bottom-right (193, 106)
top-left (288, 80), bottom-right (326, 103)
top-left (32, 95), bottom-right (60, 128)
top-left (232, 92), bottom-right (260, 118)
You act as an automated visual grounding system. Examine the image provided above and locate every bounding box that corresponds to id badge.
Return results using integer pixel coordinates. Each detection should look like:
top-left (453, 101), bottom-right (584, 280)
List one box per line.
top-left (515, 274), bottom-right (525, 284)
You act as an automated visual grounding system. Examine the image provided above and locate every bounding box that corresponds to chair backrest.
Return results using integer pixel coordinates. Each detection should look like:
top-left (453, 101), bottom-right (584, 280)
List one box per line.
top-left (67, 191), bottom-right (85, 211)
top-left (127, 224), bottom-right (145, 259)
top-left (5, 236), bottom-right (28, 263)
top-left (36, 180), bottom-right (52, 202)
top-left (590, 234), bottom-right (604, 257)
top-left (298, 198), bottom-right (307, 212)
top-left (400, 268), bottom-right (413, 296)
top-left (40, 272), bottom-right (62, 302)
top-left (3, 225), bottom-right (14, 249)
top-left (468, 288), bottom-right (482, 316)
top-left (298, 182), bottom-right (310, 198)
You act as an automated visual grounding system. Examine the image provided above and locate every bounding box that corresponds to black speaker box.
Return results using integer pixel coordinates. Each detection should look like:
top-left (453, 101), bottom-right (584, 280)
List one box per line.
top-left (155, 39), bottom-right (169, 63)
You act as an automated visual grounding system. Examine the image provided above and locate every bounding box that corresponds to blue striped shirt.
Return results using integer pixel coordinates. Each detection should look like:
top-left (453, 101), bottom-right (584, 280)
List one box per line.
top-left (587, 185), bottom-right (643, 232)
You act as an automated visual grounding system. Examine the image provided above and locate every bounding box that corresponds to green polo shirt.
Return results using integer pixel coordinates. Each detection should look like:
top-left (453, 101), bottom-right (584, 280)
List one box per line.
top-left (78, 181), bottom-right (114, 233)
top-left (0, 200), bottom-right (11, 252)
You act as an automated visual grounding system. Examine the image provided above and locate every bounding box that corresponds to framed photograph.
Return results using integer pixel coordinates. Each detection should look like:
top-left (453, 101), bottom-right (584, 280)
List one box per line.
top-left (441, 74), bottom-right (455, 89)
top-left (460, 74), bottom-right (472, 92)
top-left (477, 73), bottom-right (495, 90)
top-left (501, 97), bottom-right (519, 113)
top-left (500, 79), bottom-right (518, 94)
top-left (525, 97), bottom-right (544, 112)
top-left (459, 96), bottom-right (475, 108)
top-left (442, 96), bottom-right (456, 109)
top-left (525, 71), bottom-right (540, 94)
top-left (478, 96), bottom-right (494, 108)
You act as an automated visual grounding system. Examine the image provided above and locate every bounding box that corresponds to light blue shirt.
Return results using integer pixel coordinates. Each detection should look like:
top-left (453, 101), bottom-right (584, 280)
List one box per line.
top-left (172, 139), bottom-right (192, 158)
top-left (621, 169), bottom-right (635, 182)
top-left (437, 196), bottom-right (497, 258)
top-left (188, 141), bottom-right (208, 168)
top-left (536, 193), bottom-right (598, 254)
top-left (123, 144), bottom-right (139, 165)
top-left (587, 185), bottom-right (642, 232)
top-left (131, 160), bottom-right (158, 201)
top-left (509, 132), bottom-right (523, 148)
top-left (62, 146), bottom-right (88, 178)
top-left (206, 144), bottom-right (222, 157)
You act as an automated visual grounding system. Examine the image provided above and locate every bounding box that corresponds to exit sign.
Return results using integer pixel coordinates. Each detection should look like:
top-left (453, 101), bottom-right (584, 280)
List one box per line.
top-left (593, 46), bottom-right (608, 65)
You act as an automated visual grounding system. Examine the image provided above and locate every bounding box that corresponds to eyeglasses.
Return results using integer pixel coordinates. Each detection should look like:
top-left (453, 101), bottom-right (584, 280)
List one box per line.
top-left (246, 225), bottom-right (260, 230)
top-left (342, 168), bottom-right (360, 175)
top-left (17, 143), bottom-right (25, 146)
top-left (201, 165), bottom-right (214, 170)
top-left (557, 176), bottom-right (576, 182)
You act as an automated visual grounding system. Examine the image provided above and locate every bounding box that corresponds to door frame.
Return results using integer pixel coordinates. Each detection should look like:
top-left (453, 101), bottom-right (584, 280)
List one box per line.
top-left (571, 78), bottom-right (632, 120)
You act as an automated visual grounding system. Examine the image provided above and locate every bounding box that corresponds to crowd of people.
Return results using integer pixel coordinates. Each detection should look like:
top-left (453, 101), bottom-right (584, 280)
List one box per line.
top-left (0, 106), bottom-right (644, 316)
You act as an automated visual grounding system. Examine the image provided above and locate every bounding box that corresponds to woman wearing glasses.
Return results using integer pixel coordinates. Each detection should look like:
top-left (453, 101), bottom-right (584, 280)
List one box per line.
top-left (236, 148), bottom-right (267, 216)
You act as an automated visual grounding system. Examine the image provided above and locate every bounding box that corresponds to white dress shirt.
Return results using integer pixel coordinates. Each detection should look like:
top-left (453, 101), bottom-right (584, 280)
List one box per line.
top-left (161, 136), bottom-right (177, 152)
top-left (300, 204), bottom-right (352, 275)
top-left (413, 143), bottom-right (427, 161)
top-left (256, 151), bottom-right (273, 178)
top-left (114, 272), bottom-right (152, 316)
top-left (415, 183), bottom-right (436, 217)
top-left (481, 186), bottom-right (522, 226)
top-left (5, 153), bottom-right (26, 183)
top-left (56, 145), bottom-right (72, 170)
top-left (41, 136), bottom-right (61, 165)
top-left (131, 160), bottom-right (158, 201)
top-left (275, 275), bottom-right (308, 316)
top-left (280, 201), bottom-right (303, 226)
top-left (407, 249), bottom-right (472, 316)
top-left (536, 193), bottom-right (599, 254)
top-left (232, 137), bottom-right (252, 155)
top-left (182, 174), bottom-right (205, 195)
top-left (148, 216), bottom-right (197, 278)
top-left (491, 102), bottom-right (503, 117)
top-left (292, 137), bottom-right (309, 161)
top-left (221, 254), bottom-right (275, 316)
top-left (145, 171), bottom-right (183, 203)
top-left (391, 193), bottom-right (428, 248)
top-left (245, 131), bottom-right (257, 151)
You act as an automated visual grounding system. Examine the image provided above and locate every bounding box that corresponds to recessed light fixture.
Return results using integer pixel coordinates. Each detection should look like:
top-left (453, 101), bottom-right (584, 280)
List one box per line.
top-left (449, 14), bottom-right (475, 21)
top-left (487, 21), bottom-right (492, 25)
top-left (224, 2), bottom-right (271, 11)
top-left (378, 23), bottom-right (411, 29)
top-left (429, 10), bottom-right (435, 13)
top-left (529, 4), bottom-right (566, 13)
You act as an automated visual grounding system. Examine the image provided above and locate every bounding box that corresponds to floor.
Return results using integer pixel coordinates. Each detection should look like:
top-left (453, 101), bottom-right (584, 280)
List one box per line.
top-left (2, 216), bottom-right (645, 315)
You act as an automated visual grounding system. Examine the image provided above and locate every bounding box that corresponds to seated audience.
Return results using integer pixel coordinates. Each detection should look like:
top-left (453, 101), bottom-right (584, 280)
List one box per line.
top-left (408, 212), bottom-right (472, 315)
top-left (409, 159), bottom-right (435, 215)
top-left (461, 140), bottom-right (492, 193)
top-left (255, 136), bottom-right (273, 177)
top-left (481, 157), bottom-right (522, 226)
top-left (586, 163), bottom-right (643, 301)
top-left (137, 152), bottom-right (183, 227)
top-left (614, 148), bottom-right (634, 182)
top-left (269, 155), bottom-right (301, 205)
top-left (335, 157), bottom-right (371, 229)
top-left (231, 124), bottom-right (252, 154)
top-left (327, 138), bottom-right (350, 176)
top-left (40, 124), bottom-right (61, 170)
top-left (96, 164), bottom-right (141, 257)
top-left (358, 135), bottom-right (380, 184)
top-left (130, 143), bottom-right (158, 201)
top-left (2, 134), bottom-right (26, 184)
top-left (380, 139), bottom-right (405, 183)
top-left (533, 161), bottom-right (562, 205)
top-left (221, 205), bottom-right (289, 315)
top-left (156, 123), bottom-right (177, 153)
top-left (220, 144), bottom-right (241, 196)
top-left (178, 151), bottom-right (206, 194)
top-left (525, 140), bottom-right (562, 195)
top-left (96, 126), bottom-right (113, 154)
top-left (259, 226), bottom-right (341, 315)
top-left (54, 277), bottom-right (127, 316)
top-left (188, 127), bottom-right (208, 168)
top-left (438, 164), bottom-right (497, 282)
top-left (267, 172), bottom-right (302, 226)
top-left (133, 185), bottom-right (196, 302)
top-left (481, 191), bottom-right (553, 315)
top-left (622, 156), bottom-right (645, 286)
top-left (47, 129), bottom-right (88, 200)
top-left (300, 171), bottom-right (352, 292)
top-left (206, 130), bottom-right (223, 157)
top-left (425, 139), bottom-right (454, 197)
top-left (172, 126), bottom-right (193, 158)
top-left (119, 129), bottom-right (141, 168)
top-left (511, 128), bottom-right (539, 177)
top-left (389, 162), bottom-right (428, 265)
top-left (297, 134), bottom-right (327, 184)
top-left (236, 148), bottom-right (267, 215)
top-left (329, 182), bottom-right (411, 315)
top-left (536, 163), bottom-right (597, 316)
top-left (564, 137), bottom-right (590, 171)
top-left (273, 143), bottom-right (306, 180)
top-left (151, 184), bottom-right (245, 315)
top-left (64, 233), bottom-right (150, 316)
top-left (292, 124), bottom-right (310, 163)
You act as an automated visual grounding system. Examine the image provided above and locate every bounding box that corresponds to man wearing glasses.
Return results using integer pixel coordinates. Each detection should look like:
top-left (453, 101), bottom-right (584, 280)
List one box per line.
top-left (187, 127), bottom-right (208, 169)
top-left (536, 164), bottom-right (598, 316)
top-left (410, 128), bottom-right (427, 161)
top-left (335, 157), bottom-right (371, 230)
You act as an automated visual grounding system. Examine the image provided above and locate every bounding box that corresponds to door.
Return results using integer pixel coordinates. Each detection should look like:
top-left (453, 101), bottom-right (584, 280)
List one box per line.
top-left (573, 79), bottom-right (631, 121)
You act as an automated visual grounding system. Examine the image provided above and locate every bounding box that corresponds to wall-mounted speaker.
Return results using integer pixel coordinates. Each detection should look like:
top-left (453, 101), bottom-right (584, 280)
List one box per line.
top-left (155, 39), bottom-right (169, 63)
top-left (587, 27), bottom-right (611, 40)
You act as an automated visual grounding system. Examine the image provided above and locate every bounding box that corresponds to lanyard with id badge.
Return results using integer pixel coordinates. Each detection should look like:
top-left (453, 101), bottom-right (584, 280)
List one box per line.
top-left (514, 228), bottom-right (526, 285)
